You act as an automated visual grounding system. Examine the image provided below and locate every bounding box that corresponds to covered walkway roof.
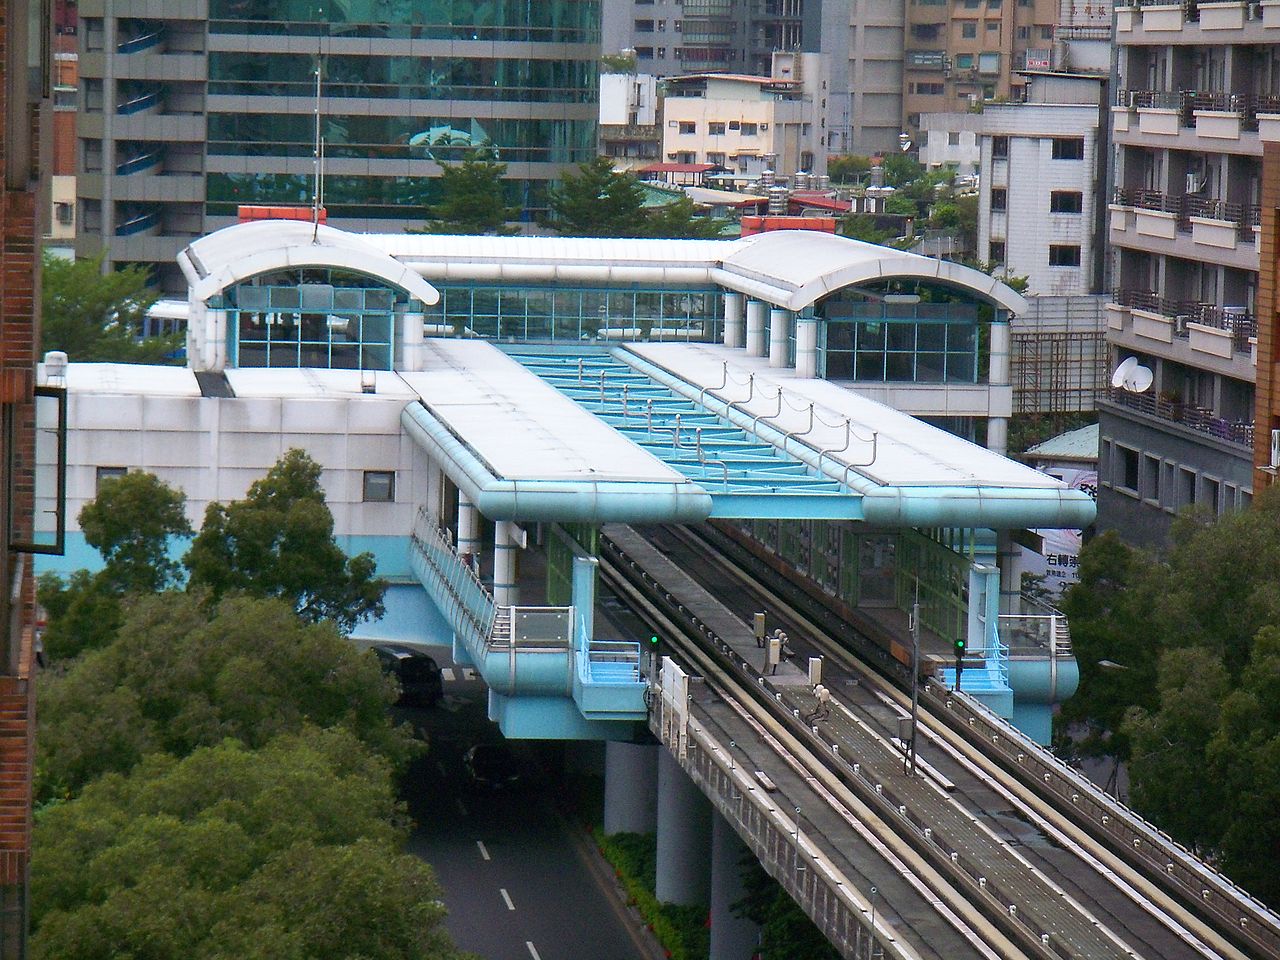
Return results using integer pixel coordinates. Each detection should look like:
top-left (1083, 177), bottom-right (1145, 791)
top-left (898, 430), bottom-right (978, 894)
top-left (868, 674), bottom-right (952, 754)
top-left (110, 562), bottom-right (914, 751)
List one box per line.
top-left (175, 222), bottom-right (1028, 316)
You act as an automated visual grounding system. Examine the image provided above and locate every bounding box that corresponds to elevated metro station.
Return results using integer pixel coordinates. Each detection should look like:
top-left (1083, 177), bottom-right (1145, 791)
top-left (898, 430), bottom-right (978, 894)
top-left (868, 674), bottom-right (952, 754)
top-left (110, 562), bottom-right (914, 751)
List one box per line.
top-left (36, 221), bottom-right (1095, 745)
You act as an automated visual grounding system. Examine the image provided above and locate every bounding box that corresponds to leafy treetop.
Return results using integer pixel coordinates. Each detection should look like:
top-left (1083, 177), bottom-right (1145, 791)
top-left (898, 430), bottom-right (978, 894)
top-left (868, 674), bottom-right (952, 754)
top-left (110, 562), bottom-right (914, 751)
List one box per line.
top-left (185, 448), bottom-right (387, 632)
top-left (547, 157), bottom-right (726, 239)
top-left (415, 147), bottom-right (518, 236)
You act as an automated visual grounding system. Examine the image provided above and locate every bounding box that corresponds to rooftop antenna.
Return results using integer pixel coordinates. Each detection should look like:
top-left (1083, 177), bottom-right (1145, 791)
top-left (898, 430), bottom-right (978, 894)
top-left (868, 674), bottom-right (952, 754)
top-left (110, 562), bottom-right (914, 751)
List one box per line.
top-left (311, 35), bottom-right (325, 243)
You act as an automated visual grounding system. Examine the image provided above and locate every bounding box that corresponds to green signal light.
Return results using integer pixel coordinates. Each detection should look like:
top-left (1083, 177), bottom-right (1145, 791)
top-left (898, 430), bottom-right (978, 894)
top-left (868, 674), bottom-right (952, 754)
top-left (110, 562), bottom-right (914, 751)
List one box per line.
top-left (649, 635), bottom-right (660, 646)
top-left (954, 638), bottom-right (967, 654)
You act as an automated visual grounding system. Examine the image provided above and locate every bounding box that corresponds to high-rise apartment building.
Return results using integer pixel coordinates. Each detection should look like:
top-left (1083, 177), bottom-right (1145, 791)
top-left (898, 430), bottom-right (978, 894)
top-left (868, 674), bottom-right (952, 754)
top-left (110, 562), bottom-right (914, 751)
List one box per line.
top-left (902, 0), bottom-right (1062, 138)
top-left (1101, 2), bottom-right (1278, 544)
top-left (76, 0), bottom-right (601, 291)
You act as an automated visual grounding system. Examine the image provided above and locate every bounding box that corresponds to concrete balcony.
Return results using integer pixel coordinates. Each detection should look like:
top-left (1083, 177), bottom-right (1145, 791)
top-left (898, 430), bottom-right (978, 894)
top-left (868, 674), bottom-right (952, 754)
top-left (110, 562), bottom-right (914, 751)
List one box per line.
top-left (1112, 187), bottom-right (1261, 269)
top-left (1109, 201), bottom-right (1137, 236)
top-left (1139, 0), bottom-right (1188, 30)
top-left (1114, 89), bottom-right (1280, 155)
top-left (1105, 386), bottom-right (1254, 450)
top-left (1110, 290), bottom-right (1257, 365)
top-left (1116, 3), bottom-right (1138, 31)
top-left (1199, 0), bottom-right (1248, 29)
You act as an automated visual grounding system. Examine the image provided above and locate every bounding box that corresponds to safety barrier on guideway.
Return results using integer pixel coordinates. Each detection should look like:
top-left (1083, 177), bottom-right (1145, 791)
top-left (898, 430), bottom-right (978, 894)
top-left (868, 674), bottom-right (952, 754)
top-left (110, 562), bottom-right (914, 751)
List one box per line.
top-left (409, 508), bottom-right (497, 658)
top-left (655, 658), bottom-right (916, 960)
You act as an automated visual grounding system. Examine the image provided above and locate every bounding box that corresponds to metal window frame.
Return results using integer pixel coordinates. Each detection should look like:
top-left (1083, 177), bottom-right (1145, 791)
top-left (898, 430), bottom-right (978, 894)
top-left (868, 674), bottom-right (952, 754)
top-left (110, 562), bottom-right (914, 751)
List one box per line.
top-left (9, 384), bottom-right (67, 555)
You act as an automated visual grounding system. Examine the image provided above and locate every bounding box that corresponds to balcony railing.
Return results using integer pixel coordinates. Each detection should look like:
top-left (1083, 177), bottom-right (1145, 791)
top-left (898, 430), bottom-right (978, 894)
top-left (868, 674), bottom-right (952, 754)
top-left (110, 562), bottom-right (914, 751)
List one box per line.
top-left (1118, 89), bottom-right (1280, 130)
top-left (1111, 290), bottom-right (1257, 351)
top-left (1113, 187), bottom-right (1259, 240)
top-left (1131, 0), bottom-right (1199, 20)
top-left (1106, 386), bottom-right (1254, 448)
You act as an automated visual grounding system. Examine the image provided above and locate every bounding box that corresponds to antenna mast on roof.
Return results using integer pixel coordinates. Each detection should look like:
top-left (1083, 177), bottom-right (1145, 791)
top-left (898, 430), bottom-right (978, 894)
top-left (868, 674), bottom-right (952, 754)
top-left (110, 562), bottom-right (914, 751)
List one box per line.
top-left (311, 34), bottom-right (325, 242)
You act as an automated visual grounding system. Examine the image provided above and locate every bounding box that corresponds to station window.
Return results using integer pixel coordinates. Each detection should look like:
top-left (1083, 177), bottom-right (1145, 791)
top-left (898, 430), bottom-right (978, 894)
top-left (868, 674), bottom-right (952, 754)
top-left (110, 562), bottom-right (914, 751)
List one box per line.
top-left (95, 466), bottom-right (127, 492)
top-left (363, 470), bottom-right (396, 503)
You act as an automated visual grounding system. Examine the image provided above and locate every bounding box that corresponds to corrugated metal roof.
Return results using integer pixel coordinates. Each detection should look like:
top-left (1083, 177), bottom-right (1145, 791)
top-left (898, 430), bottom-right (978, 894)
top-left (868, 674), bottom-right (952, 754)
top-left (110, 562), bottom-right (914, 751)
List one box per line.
top-left (1024, 423), bottom-right (1099, 462)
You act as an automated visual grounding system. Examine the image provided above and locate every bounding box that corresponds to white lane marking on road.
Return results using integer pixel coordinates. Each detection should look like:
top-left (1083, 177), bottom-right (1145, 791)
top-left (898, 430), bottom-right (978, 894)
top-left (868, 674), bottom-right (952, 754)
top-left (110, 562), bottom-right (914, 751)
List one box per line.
top-left (526, 942), bottom-right (541, 960)
top-left (461, 667), bottom-right (476, 681)
top-left (441, 667), bottom-right (456, 682)
top-left (456, 797), bottom-right (468, 816)
top-left (476, 840), bottom-right (490, 861)
top-left (500, 888), bottom-right (515, 911)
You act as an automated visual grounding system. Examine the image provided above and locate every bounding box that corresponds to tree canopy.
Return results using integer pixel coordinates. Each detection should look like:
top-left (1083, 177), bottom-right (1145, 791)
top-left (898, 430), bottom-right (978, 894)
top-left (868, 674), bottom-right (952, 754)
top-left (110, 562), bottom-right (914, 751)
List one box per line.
top-left (1060, 490), bottom-right (1280, 905)
top-left (185, 448), bottom-right (387, 632)
top-left (79, 471), bottom-right (193, 593)
top-left (547, 157), bottom-right (725, 238)
top-left (36, 591), bottom-right (411, 798)
top-left (32, 728), bottom-right (470, 960)
top-left (41, 252), bottom-right (180, 363)
top-left (826, 154), bottom-right (871, 184)
top-left (416, 148), bottom-right (518, 235)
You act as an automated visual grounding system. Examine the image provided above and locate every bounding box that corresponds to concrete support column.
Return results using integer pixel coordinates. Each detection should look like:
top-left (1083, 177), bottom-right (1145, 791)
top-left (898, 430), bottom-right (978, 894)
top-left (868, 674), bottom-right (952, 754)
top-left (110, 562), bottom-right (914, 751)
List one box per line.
top-left (399, 310), bottom-right (425, 372)
top-left (655, 748), bottom-right (713, 905)
top-left (457, 491), bottom-right (480, 567)
top-left (769, 308), bottom-right (792, 368)
top-left (722, 292), bottom-right (745, 349)
top-left (996, 530), bottom-right (1021, 615)
top-left (794, 315), bottom-right (818, 378)
top-left (494, 520), bottom-right (518, 607)
top-left (987, 313), bottom-right (1011, 456)
top-left (745, 300), bottom-right (768, 357)
top-left (709, 811), bottom-right (760, 960)
top-left (603, 741), bottom-right (659, 835)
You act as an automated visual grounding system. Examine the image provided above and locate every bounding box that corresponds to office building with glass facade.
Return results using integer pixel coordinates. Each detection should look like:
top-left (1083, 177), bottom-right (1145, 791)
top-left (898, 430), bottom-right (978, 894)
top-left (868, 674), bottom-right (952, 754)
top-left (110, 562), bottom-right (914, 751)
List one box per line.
top-left (76, 0), bottom-right (600, 291)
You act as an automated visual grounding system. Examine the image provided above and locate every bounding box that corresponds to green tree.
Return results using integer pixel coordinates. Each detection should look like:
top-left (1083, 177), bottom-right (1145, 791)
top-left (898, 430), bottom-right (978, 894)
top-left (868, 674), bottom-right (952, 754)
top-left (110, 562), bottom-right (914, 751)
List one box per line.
top-left (79, 471), bottom-right (192, 593)
top-left (35, 570), bottom-right (123, 661)
top-left (732, 856), bottom-right (839, 960)
top-left (417, 148), bottom-right (518, 236)
top-left (185, 448), bottom-right (386, 631)
top-left (36, 592), bottom-right (411, 797)
top-left (547, 157), bottom-right (649, 237)
top-left (644, 194), bottom-right (727, 239)
top-left (41, 252), bottom-right (180, 363)
top-left (881, 154), bottom-right (924, 188)
top-left (838, 214), bottom-right (896, 246)
top-left (827, 155), bottom-right (871, 184)
top-left (32, 728), bottom-right (469, 960)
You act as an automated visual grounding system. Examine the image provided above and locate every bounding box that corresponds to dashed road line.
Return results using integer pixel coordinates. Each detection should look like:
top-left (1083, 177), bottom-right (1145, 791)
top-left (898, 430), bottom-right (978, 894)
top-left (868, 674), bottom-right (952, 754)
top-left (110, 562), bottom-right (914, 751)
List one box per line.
top-left (476, 840), bottom-right (490, 861)
top-left (525, 942), bottom-right (541, 960)
top-left (500, 888), bottom-right (515, 911)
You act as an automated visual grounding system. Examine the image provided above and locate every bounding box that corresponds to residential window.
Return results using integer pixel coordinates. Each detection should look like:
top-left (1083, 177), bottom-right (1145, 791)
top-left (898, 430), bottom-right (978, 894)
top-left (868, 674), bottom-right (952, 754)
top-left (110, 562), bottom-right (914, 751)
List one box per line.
top-left (1040, 25), bottom-right (1054, 38)
top-left (986, 21), bottom-right (999, 30)
top-left (963, 0), bottom-right (979, 7)
top-left (1117, 446), bottom-right (1140, 493)
top-left (955, 53), bottom-right (974, 69)
top-left (674, 19), bottom-right (683, 29)
top-left (657, 19), bottom-right (667, 29)
top-left (363, 470), bottom-right (395, 503)
top-left (1204, 476), bottom-right (1222, 513)
top-left (96, 466), bottom-right (128, 492)
top-left (961, 22), bottom-right (977, 37)
top-left (740, 122), bottom-right (758, 135)
top-left (912, 82), bottom-right (945, 95)
top-left (679, 121), bottom-right (696, 134)
top-left (656, 46), bottom-right (666, 57)
top-left (1050, 190), bottom-right (1083, 213)
top-left (707, 151), bottom-right (726, 165)
top-left (990, 187), bottom-right (1007, 211)
top-left (1016, 25), bottom-right (1029, 39)
top-left (1051, 137), bottom-right (1084, 159)
top-left (708, 121), bottom-right (726, 135)
top-left (1179, 467), bottom-right (1197, 507)
top-left (635, 18), bottom-right (655, 31)
top-left (988, 240), bottom-right (1006, 262)
top-left (911, 23), bottom-right (941, 39)
top-left (948, 131), bottom-right (960, 145)
top-left (635, 46), bottom-right (654, 58)
top-left (992, 135), bottom-right (1008, 159)
top-left (55, 202), bottom-right (74, 225)
top-left (1142, 455), bottom-right (1161, 503)
top-left (728, 119), bottom-right (740, 130)
top-left (1048, 244), bottom-right (1081, 266)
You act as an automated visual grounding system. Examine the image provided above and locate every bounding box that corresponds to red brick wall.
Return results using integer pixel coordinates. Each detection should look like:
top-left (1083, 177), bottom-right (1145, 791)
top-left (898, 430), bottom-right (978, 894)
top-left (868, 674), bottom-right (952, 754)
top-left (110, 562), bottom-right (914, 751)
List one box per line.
top-left (1254, 142), bottom-right (1280, 492)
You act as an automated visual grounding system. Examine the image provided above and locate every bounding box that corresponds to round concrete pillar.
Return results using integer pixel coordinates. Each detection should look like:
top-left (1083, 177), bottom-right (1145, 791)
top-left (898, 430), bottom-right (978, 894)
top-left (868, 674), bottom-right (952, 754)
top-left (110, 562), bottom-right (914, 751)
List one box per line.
top-left (655, 748), bottom-right (712, 905)
top-left (723, 292), bottom-right (746, 349)
top-left (710, 810), bottom-right (760, 960)
top-left (494, 520), bottom-right (518, 607)
top-left (987, 313), bottom-right (1011, 456)
top-left (745, 300), bottom-right (768, 357)
top-left (604, 741), bottom-right (659, 835)
top-left (769, 308), bottom-right (792, 368)
top-left (457, 491), bottom-right (480, 569)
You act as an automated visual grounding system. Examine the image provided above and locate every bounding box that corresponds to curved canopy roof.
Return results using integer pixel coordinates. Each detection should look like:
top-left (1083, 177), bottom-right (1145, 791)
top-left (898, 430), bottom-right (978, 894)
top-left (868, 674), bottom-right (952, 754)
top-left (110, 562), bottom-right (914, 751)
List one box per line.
top-left (179, 222), bottom-right (1026, 316)
top-left (177, 220), bottom-right (441, 307)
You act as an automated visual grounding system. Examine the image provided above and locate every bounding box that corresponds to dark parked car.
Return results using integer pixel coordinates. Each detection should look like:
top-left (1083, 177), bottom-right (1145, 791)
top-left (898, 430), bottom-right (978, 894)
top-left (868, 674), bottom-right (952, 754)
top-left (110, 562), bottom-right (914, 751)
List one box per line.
top-left (463, 742), bottom-right (521, 791)
top-left (372, 643), bottom-right (443, 707)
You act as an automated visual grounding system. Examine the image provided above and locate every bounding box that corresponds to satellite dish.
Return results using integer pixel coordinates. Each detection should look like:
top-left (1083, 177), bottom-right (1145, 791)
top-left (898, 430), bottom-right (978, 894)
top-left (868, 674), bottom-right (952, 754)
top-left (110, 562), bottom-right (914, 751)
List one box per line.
top-left (1111, 356), bottom-right (1138, 389)
top-left (1127, 365), bottom-right (1154, 393)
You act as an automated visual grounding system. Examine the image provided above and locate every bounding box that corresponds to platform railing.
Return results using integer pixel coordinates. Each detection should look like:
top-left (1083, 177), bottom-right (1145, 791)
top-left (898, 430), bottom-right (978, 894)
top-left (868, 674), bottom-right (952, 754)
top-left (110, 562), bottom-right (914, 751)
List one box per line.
top-left (410, 508), bottom-right (496, 653)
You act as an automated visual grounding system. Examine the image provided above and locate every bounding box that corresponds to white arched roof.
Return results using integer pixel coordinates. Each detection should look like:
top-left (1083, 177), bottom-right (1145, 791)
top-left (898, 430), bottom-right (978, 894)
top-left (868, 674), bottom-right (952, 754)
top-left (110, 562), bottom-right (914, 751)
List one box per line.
top-left (177, 220), bottom-right (440, 307)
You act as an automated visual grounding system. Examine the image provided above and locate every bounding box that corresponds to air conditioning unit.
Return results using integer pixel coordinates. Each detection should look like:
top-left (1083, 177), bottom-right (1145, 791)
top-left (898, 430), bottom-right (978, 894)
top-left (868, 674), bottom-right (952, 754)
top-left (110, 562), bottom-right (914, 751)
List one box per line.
top-left (1271, 428), bottom-right (1280, 468)
top-left (1247, 1), bottom-right (1263, 20)
top-left (1185, 172), bottom-right (1206, 194)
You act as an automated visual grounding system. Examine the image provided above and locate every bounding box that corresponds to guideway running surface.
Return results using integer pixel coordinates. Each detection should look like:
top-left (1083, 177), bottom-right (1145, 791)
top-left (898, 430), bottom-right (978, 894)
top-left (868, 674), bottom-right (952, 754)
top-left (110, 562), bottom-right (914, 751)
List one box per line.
top-left (604, 524), bottom-right (1153, 960)
top-left (511, 352), bottom-right (859, 519)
